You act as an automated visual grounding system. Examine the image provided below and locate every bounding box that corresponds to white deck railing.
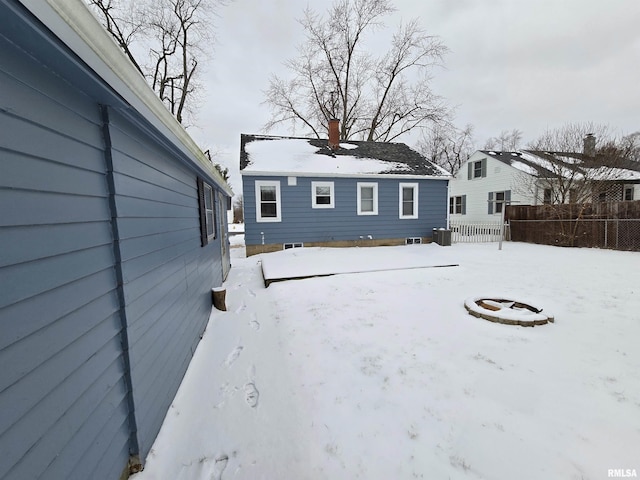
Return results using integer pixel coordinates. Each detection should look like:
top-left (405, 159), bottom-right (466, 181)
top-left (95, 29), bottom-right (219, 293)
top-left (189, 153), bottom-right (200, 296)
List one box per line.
top-left (449, 220), bottom-right (509, 243)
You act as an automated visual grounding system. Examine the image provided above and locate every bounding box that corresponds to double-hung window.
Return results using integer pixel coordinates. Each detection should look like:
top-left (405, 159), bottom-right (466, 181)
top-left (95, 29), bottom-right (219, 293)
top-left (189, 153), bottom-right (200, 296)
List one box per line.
top-left (357, 182), bottom-right (378, 215)
top-left (488, 190), bottom-right (510, 214)
top-left (255, 180), bottom-right (281, 222)
top-left (399, 183), bottom-right (418, 219)
top-left (197, 178), bottom-right (217, 246)
top-left (468, 159), bottom-right (486, 179)
top-left (624, 186), bottom-right (634, 201)
top-left (495, 191), bottom-right (505, 213)
top-left (449, 195), bottom-right (466, 214)
top-left (312, 181), bottom-right (335, 208)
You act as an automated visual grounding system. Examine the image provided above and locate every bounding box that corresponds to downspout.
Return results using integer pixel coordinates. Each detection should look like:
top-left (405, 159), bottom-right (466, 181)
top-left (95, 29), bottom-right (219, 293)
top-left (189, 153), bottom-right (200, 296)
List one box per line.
top-left (446, 179), bottom-right (451, 229)
top-left (100, 105), bottom-right (142, 475)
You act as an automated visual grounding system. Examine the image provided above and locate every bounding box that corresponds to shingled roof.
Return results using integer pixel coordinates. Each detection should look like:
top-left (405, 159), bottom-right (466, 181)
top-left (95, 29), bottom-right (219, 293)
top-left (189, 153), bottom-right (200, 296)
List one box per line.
top-left (478, 149), bottom-right (640, 181)
top-left (478, 150), bottom-right (558, 178)
top-left (240, 134), bottom-right (450, 177)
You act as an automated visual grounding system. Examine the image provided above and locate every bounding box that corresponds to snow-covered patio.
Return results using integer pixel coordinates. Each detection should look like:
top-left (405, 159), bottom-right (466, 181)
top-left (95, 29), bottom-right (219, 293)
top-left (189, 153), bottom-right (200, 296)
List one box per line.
top-left (261, 244), bottom-right (460, 286)
top-left (132, 241), bottom-right (640, 480)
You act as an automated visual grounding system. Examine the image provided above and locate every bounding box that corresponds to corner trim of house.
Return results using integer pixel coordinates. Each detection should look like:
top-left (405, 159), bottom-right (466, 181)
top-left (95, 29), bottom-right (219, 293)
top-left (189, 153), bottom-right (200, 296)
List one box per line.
top-left (101, 105), bottom-right (141, 462)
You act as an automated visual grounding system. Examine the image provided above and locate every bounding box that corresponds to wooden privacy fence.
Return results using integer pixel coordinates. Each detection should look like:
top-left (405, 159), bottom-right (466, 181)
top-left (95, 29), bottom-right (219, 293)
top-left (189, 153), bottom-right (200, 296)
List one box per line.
top-left (506, 201), bottom-right (640, 251)
top-left (449, 220), bottom-right (509, 243)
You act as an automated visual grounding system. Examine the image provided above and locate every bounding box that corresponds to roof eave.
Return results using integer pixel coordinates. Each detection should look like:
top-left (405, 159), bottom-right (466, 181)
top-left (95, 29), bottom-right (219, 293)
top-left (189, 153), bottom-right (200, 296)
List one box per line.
top-left (18, 0), bottom-right (232, 196)
top-left (240, 170), bottom-right (450, 180)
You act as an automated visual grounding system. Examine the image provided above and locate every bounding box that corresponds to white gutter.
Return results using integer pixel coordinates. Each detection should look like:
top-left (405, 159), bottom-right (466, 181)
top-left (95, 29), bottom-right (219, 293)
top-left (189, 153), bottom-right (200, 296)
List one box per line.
top-left (241, 171), bottom-right (451, 181)
top-left (19, 0), bottom-right (232, 196)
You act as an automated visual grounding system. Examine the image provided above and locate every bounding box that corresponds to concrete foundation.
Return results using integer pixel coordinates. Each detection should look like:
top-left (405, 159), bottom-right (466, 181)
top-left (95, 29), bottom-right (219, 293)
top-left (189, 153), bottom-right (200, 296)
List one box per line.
top-left (245, 237), bottom-right (432, 257)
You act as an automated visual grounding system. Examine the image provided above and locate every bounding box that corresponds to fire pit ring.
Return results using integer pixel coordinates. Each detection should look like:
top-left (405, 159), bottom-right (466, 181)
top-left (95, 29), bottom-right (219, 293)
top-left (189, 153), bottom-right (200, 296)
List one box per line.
top-left (464, 297), bottom-right (554, 327)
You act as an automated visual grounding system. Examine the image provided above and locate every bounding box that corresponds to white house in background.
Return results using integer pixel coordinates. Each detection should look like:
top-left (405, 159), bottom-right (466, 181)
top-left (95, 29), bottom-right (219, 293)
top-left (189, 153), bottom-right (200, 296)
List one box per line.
top-left (448, 150), bottom-right (547, 223)
top-left (449, 145), bottom-right (640, 223)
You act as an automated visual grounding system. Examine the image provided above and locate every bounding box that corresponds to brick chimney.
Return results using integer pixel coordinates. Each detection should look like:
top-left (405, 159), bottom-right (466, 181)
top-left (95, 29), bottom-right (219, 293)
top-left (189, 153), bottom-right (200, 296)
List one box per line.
top-left (328, 118), bottom-right (340, 150)
top-left (583, 133), bottom-right (596, 157)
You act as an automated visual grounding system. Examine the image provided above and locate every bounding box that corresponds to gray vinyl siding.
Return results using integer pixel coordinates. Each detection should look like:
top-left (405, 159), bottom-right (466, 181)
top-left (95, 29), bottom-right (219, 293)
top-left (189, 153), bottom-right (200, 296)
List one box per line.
top-left (1, 4), bottom-right (231, 477)
top-left (0, 33), bottom-right (130, 480)
top-left (243, 175), bottom-right (447, 245)
top-left (106, 109), bottom-right (222, 458)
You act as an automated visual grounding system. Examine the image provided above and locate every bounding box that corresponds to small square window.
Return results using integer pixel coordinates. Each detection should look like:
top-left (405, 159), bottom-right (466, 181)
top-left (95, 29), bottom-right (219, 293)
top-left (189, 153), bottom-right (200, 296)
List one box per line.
top-left (312, 181), bottom-right (335, 208)
top-left (624, 187), bottom-right (634, 201)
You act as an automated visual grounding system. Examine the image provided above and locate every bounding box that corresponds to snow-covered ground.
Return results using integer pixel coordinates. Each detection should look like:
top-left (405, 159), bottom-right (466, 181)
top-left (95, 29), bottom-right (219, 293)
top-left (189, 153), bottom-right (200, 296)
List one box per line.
top-left (132, 241), bottom-right (640, 480)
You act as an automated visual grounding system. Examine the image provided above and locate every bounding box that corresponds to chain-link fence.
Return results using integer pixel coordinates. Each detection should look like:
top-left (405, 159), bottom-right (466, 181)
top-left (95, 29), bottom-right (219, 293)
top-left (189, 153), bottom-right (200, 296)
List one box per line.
top-left (508, 218), bottom-right (640, 251)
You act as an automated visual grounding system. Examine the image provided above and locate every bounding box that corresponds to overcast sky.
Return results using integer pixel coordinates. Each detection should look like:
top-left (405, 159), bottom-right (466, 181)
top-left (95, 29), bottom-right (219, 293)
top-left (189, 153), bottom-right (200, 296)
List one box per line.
top-left (187, 0), bottom-right (640, 189)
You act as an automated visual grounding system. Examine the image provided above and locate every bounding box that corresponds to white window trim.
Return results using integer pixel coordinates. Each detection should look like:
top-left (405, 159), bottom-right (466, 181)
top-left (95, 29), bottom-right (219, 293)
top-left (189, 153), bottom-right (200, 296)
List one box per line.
top-left (624, 185), bottom-right (634, 201)
top-left (357, 182), bottom-right (378, 215)
top-left (399, 183), bottom-right (419, 219)
top-left (449, 195), bottom-right (464, 215)
top-left (255, 180), bottom-right (281, 222)
top-left (311, 181), bottom-right (335, 209)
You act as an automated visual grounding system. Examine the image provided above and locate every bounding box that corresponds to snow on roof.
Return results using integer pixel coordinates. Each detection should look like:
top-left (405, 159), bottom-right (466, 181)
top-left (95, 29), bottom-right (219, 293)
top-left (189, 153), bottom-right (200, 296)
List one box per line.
top-left (339, 143), bottom-right (358, 150)
top-left (518, 151), bottom-right (575, 178)
top-left (240, 135), bottom-right (450, 177)
top-left (510, 160), bottom-right (539, 176)
top-left (244, 138), bottom-right (406, 175)
top-left (586, 166), bottom-right (640, 181)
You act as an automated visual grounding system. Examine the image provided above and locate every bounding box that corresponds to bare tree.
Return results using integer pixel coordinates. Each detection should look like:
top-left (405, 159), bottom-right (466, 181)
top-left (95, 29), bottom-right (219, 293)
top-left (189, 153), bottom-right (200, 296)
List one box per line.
top-left (526, 122), bottom-right (611, 153)
top-left (521, 122), bottom-right (630, 203)
top-left (233, 195), bottom-right (244, 224)
top-left (622, 132), bottom-right (640, 162)
top-left (263, 0), bottom-right (450, 142)
top-left (87, 0), bottom-right (228, 124)
top-left (484, 129), bottom-right (523, 151)
top-left (87, 0), bottom-right (145, 74)
top-left (598, 131), bottom-right (640, 164)
top-left (416, 123), bottom-right (475, 174)
top-left (515, 123), bottom-right (633, 245)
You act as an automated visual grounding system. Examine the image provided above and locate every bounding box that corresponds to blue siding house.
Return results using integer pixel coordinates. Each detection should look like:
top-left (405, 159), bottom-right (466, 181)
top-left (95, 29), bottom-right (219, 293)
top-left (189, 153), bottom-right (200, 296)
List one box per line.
top-left (241, 122), bottom-right (450, 256)
top-left (0, 1), bottom-right (232, 479)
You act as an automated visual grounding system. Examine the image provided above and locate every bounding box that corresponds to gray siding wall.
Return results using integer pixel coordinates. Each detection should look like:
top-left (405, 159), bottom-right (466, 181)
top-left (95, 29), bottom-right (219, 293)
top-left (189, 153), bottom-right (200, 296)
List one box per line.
top-left (243, 175), bottom-right (448, 246)
top-left (0, 36), bottom-right (131, 480)
top-left (0, 25), bottom-right (229, 479)
top-left (106, 109), bottom-right (224, 458)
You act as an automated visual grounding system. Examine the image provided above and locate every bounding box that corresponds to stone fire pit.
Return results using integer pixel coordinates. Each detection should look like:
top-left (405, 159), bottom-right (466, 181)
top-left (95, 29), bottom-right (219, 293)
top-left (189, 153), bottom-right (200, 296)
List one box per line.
top-left (464, 297), bottom-right (554, 327)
